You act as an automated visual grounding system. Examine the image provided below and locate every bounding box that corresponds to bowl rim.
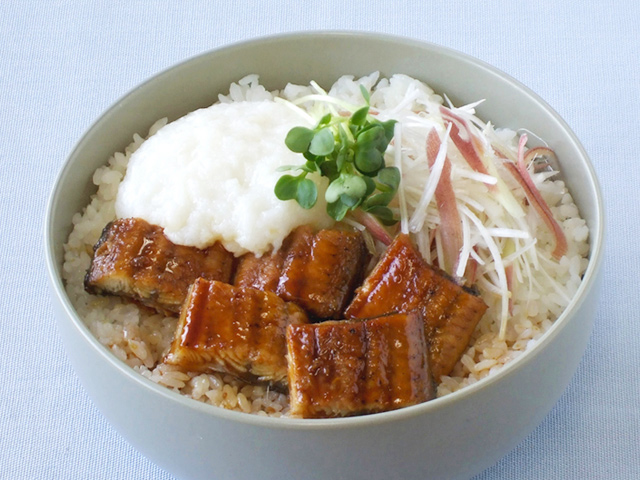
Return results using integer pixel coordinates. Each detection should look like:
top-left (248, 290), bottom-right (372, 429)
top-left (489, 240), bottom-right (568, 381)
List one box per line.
top-left (44, 29), bottom-right (606, 431)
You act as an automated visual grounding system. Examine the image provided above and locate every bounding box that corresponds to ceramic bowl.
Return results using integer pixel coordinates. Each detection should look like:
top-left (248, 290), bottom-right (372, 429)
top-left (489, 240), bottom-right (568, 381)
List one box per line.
top-left (45, 31), bottom-right (604, 480)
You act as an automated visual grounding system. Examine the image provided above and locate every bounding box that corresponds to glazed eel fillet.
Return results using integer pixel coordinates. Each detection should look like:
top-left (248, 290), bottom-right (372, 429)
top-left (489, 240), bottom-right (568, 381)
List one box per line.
top-left (286, 311), bottom-right (436, 418)
top-left (165, 278), bottom-right (308, 388)
top-left (85, 218), bottom-right (234, 315)
top-left (234, 225), bottom-right (370, 320)
top-left (345, 234), bottom-right (488, 382)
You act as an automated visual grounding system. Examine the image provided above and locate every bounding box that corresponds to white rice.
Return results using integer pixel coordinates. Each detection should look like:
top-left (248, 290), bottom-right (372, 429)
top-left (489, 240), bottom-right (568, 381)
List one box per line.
top-left (62, 73), bottom-right (590, 415)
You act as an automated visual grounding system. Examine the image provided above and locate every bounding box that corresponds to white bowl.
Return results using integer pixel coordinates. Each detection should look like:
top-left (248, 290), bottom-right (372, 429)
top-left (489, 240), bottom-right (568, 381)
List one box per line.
top-left (45, 32), bottom-right (604, 480)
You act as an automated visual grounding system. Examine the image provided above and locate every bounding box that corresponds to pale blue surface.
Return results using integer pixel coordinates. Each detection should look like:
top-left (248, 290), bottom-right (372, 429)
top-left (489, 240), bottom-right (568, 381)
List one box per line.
top-left (1, 1), bottom-right (638, 479)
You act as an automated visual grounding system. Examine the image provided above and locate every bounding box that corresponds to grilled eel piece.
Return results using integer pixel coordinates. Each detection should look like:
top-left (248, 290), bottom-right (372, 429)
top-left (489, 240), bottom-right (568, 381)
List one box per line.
top-left (286, 311), bottom-right (435, 418)
top-left (164, 278), bottom-right (308, 388)
top-left (234, 225), bottom-right (370, 320)
top-left (344, 234), bottom-right (488, 382)
top-left (85, 218), bottom-right (234, 315)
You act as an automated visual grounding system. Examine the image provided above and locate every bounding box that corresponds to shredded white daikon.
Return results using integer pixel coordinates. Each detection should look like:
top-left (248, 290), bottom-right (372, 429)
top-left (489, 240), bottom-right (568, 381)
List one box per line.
top-left (394, 122), bottom-right (409, 235)
top-left (273, 72), bottom-right (578, 340)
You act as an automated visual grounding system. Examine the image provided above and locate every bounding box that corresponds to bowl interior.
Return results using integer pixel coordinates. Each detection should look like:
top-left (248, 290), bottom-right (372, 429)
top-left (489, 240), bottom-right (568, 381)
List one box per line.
top-left (46, 31), bottom-right (604, 422)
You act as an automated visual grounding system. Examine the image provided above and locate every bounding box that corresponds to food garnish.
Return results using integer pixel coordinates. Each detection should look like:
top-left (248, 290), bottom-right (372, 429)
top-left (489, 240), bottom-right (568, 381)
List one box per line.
top-left (425, 127), bottom-right (463, 275)
top-left (274, 86), bottom-right (399, 225)
top-left (508, 135), bottom-right (568, 260)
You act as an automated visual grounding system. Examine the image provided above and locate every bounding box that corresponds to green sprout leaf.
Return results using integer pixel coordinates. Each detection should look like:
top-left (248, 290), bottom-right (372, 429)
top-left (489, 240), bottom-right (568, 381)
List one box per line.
top-left (341, 174), bottom-right (367, 198)
top-left (357, 124), bottom-right (387, 152)
top-left (319, 159), bottom-right (338, 180)
top-left (350, 106), bottom-right (369, 127)
top-left (359, 84), bottom-right (371, 104)
top-left (327, 199), bottom-right (350, 221)
top-left (318, 113), bottom-right (332, 126)
top-left (274, 174), bottom-right (318, 210)
top-left (363, 175), bottom-right (376, 196)
top-left (309, 128), bottom-right (335, 156)
top-left (363, 191), bottom-right (395, 209)
top-left (339, 193), bottom-right (361, 208)
top-left (377, 166), bottom-right (401, 191)
top-left (365, 205), bottom-right (396, 225)
top-left (275, 165), bottom-right (297, 172)
top-left (355, 147), bottom-right (384, 175)
top-left (380, 119), bottom-right (397, 143)
top-left (275, 96), bottom-right (400, 225)
top-left (285, 127), bottom-right (315, 153)
top-left (296, 178), bottom-right (318, 209)
top-left (325, 174), bottom-right (367, 204)
top-left (274, 174), bottom-right (301, 201)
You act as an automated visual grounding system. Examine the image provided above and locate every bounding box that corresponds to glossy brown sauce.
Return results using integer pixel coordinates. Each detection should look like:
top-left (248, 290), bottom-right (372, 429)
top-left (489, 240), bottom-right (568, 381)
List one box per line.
top-left (236, 226), bottom-right (369, 319)
top-left (85, 218), bottom-right (233, 314)
top-left (286, 311), bottom-right (435, 418)
top-left (165, 278), bottom-right (307, 387)
top-left (345, 234), bottom-right (488, 381)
